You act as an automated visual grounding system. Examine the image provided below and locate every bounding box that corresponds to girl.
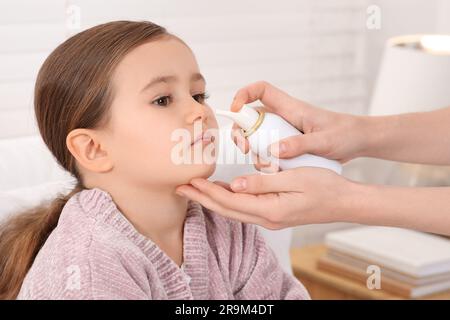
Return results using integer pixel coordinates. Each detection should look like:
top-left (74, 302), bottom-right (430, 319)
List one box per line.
top-left (0, 20), bottom-right (310, 300)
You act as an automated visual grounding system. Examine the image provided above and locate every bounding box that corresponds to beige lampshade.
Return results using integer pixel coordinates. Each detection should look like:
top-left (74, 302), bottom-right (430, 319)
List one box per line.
top-left (370, 34), bottom-right (450, 115)
top-left (367, 35), bottom-right (450, 187)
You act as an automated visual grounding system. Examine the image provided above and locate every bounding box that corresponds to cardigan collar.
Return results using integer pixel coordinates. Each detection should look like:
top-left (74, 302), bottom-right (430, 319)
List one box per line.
top-left (75, 187), bottom-right (209, 299)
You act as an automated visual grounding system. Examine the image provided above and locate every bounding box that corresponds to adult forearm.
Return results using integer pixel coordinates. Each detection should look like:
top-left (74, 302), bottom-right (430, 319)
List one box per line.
top-left (343, 181), bottom-right (450, 236)
top-left (359, 106), bottom-right (450, 165)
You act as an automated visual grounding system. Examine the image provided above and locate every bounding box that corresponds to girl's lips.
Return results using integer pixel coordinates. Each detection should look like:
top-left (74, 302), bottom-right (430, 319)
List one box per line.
top-left (191, 130), bottom-right (215, 146)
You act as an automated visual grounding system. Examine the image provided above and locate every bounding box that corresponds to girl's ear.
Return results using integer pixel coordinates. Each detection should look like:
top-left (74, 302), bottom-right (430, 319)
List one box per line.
top-left (66, 128), bottom-right (113, 173)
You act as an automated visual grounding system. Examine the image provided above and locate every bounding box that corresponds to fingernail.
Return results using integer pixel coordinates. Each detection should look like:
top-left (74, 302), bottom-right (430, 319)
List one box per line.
top-left (231, 178), bottom-right (247, 191)
top-left (176, 190), bottom-right (185, 196)
top-left (269, 142), bottom-right (287, 157)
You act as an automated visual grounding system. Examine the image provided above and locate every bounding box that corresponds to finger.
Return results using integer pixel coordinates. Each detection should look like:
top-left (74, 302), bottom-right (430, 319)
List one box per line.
top-left (269, 132), bottom-right (329, 159)
top-left (175, 184), bottom-right (226, 214)
top-left (231, 125), bottom-right (249, 154)
top-left (212, 180), bottom-right (232, 191)
top-left (259, 162), bottom-right (281, 174)
top-left (251, 152), bottom-right (279, 173)
top-left (231, 107), bottom-right (273, 158)
top-left (187, 178), bottom-right (279, 218)
top-left (230, 171), bottom-right (302, 194)
top-left (230, 107), bottom-right (267, 154)
top-left (176, 183), bottom-right (272, 226)
top-left (251, 152), bottom-right (270, 167)
top-left (230, 81), bottom-right (295, 115)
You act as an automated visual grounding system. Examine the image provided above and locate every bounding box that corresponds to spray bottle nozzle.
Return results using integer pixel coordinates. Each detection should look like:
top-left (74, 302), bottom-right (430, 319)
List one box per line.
top-left (214, 105), bottom-right (263, 137)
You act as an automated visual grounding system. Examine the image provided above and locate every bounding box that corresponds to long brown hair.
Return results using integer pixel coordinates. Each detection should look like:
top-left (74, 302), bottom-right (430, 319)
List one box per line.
top-left (0, 21), bottom-right (168, 299)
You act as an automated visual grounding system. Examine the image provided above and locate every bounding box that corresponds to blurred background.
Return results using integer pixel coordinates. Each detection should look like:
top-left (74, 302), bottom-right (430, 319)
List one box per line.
top-left (1, 1), bottom-right (450, 293)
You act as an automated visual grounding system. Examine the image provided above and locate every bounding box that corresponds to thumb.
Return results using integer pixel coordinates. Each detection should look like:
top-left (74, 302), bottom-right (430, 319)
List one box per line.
top-left (269, 132), bottom-right (328, 159)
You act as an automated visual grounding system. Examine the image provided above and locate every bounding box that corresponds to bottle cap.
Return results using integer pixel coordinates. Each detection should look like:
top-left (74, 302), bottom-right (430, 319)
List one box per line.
top-left (215, 105), bottom-right (265, 137)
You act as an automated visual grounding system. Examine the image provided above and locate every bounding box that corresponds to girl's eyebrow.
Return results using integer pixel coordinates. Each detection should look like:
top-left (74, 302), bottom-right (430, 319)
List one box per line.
top-left (140, 73), bottom-right (206, 93)
top-left (191, 72), bottom-right (206, 84)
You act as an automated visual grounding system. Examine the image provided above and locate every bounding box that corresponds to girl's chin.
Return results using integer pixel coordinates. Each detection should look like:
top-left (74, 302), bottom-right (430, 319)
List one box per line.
top-left (181, 162), bottom-right (217, 182)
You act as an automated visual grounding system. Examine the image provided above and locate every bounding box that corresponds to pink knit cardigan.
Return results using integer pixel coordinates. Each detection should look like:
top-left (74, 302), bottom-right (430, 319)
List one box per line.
top-left (17, 187), bottom-right (310, 300)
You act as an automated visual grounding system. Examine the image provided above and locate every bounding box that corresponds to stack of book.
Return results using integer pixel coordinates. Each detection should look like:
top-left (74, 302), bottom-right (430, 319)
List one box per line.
top-left (318, 226), bottom-right (450, 298)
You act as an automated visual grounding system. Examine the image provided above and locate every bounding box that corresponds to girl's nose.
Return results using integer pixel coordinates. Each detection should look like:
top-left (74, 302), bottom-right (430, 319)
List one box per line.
top-left (186, 100), bottom-right (207, 124)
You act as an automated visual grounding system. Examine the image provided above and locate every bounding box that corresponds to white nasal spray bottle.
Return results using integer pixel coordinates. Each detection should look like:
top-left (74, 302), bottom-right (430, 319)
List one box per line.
top-left (215, 105), bottom-right (342, 174)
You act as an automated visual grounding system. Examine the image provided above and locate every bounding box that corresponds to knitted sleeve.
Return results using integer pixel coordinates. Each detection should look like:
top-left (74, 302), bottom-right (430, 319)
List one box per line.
top-left (231, 223), bottom-right (311, 300)
top-left (17, 236), bottom-right (151, 300)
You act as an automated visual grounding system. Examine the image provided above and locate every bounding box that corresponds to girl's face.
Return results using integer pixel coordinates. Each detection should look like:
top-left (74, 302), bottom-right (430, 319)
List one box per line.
top-left (103, 36), bottom-right (218, 189)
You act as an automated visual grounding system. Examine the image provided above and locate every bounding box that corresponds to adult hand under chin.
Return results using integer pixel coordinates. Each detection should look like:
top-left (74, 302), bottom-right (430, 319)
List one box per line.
top-left (175, 167), bottom-right (354, 230)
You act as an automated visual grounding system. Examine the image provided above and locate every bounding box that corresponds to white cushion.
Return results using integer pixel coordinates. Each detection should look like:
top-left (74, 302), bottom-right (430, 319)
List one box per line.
top-left (0, 135), bottom-right (75, 191)
top-left (0, 135), bottom-right (76, 221)
top-left (0, 180), bottom-right (76, 222)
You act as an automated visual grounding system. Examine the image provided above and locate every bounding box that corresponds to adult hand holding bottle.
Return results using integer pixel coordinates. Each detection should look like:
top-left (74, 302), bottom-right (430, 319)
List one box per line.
top-left (176, 81), bottom-right (450, 236)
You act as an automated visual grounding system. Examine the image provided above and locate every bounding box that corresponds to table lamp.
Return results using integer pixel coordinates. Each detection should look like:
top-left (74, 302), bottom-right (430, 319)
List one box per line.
top-left (368, 34), bottom-right (450, 187)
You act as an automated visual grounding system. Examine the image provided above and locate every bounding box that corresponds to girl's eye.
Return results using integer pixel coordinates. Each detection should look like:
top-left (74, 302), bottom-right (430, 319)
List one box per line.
top-left (152, 95), bottom-right (172, 107)
top-left (193, 92), bottom-right (210, 104)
